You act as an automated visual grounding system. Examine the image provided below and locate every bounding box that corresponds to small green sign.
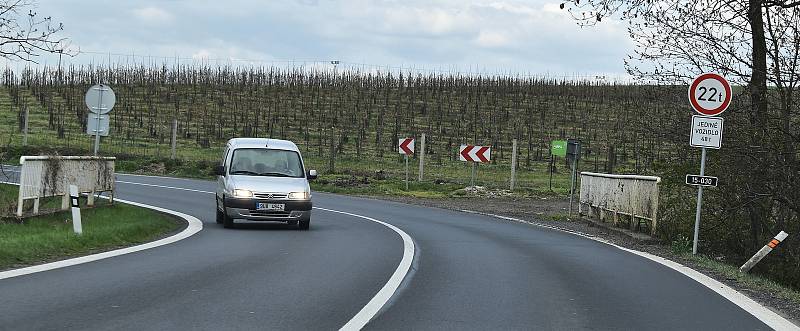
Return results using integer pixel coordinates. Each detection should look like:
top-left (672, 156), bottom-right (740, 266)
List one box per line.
top-left (551, 140), bottom-right (567, 157)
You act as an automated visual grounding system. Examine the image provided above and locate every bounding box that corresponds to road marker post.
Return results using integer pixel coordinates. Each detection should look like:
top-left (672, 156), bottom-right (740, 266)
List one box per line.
top-left (398, 138), bottom-right (415, 191)
top-left (687, 73), bottom-right (730, 254)
top-left (739, 231), bottom-right (789, 273)
top-left (69, 184), bottom-right (82, 235)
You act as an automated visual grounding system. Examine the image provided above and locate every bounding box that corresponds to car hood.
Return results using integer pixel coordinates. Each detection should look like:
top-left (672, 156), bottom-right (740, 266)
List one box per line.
top-left (228, 175), bottom-right (309, 193)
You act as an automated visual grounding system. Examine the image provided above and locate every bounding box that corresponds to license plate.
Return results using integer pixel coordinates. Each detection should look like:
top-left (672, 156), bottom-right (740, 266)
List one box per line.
top-left (257, 203), bottom-right (284, 211)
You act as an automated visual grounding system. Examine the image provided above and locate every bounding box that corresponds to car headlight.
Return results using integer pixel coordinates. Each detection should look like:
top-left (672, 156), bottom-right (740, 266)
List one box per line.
top-left (233, 189), bottom-right (253, 198)
top-left (288, 192), bottom-right (310, 200)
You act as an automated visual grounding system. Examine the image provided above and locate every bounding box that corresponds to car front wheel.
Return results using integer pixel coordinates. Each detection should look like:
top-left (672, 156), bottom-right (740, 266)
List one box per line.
top-left (299, 218), bottom-right (310, 230)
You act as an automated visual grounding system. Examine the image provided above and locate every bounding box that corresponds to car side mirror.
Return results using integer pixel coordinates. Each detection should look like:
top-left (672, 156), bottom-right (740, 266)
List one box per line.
top-left (307, 169), bottom-right (318, 180)
top-left (213, 165), bottom-right (226, 176)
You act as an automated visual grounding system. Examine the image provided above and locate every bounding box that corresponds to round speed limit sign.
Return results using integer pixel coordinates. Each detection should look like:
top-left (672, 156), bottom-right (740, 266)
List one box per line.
top-left (688, 73), bottom-right (731, 116)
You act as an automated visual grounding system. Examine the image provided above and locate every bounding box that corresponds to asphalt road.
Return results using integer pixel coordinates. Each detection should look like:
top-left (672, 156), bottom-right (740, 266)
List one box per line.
top-left (0, 172), bottom-right (776, 330)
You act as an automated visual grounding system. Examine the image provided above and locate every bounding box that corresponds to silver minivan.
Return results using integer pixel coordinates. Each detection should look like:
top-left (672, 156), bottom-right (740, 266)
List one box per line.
top-left (214, 138), bottom-right (317, 229)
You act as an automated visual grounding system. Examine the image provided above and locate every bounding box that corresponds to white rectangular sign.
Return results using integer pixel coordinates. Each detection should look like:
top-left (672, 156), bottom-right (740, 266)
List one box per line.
top-left (690, 115), bottom-right (723, 149)
top-left (86, 114), bottom-right (110, 137)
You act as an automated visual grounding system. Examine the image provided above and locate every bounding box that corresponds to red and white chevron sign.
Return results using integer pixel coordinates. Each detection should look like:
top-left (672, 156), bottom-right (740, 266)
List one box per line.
top-left (398, 138), bottom-right (415, 155)
top-left (459, 145), bottom-right (491, 163)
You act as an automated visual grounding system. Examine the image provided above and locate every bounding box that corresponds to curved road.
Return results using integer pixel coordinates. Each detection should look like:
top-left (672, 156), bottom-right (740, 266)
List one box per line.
top-left (0, 173), bottom-right (781, 330)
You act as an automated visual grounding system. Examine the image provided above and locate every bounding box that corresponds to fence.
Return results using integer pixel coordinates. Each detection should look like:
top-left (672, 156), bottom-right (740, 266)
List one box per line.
top-left (578, 172), bottom-right (661, 235)
top-left (16, 156), bottom-right (116, 216)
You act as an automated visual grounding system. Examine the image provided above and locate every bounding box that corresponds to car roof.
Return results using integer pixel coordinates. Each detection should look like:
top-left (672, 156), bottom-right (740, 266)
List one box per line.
top-left (227, 138), bottom-right (300, 152)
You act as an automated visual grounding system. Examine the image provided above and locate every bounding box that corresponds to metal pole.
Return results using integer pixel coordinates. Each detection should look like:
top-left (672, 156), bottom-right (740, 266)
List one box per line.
top-left (471, 162), bottom-right (476, 187)
top-left (549, 154), bottom-right (554, 191)
top-left (405, 154), bottom-right (409, 190)
top-left (568, 155), bottom-right (577, 216)
top-left (510, 139), bottom-right (518, 191)
top-left (171, 118), bottom-right (178, 159)
top-left (692, 147), bottom-right (707, 254)
top-left (418, 133), bottom-right (425, 181)
top-left (93, 86), bottom-right (104, 156)
top-left (22, 106), bottom-right (28, 146)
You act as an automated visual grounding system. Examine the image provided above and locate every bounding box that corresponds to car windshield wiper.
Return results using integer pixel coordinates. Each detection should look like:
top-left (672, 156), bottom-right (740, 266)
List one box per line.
top-left (257, 172), bottom-right (294, 177)
top-left (230, 170), bottom-right (260, 176)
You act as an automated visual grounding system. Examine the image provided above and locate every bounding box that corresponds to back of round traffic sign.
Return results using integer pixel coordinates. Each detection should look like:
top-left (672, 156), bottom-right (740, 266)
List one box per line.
top-left (85, 84), bottom-right (116, 114)
top-left (688, 73), bottom-right (731, 116)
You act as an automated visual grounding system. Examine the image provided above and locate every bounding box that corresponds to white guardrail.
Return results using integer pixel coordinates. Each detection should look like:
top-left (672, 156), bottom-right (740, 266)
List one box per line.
top-left (578, 172), bottom-right (661, 235)
top-left (16, 156), bottom-right (115, 217)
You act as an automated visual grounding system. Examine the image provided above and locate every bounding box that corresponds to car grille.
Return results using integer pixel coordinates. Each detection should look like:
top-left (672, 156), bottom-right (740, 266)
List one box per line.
top-left (249, 210), bottom-right (291, 217)
top-left (253, 192), bottom-right (289, 200)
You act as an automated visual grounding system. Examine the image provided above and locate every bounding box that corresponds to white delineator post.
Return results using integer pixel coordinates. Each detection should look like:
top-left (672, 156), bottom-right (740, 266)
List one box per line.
top-left (69, 184), bottom-right (83, 235)
top-left (418, 133), bottom-right (425, 182)
top-left (739, 231), bottom-right (789, 273)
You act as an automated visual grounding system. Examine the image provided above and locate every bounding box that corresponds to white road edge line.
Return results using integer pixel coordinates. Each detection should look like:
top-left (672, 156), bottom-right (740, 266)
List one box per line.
top-left (117, 180), bottom-right (214, 194)
top-left (115, 179), bottom-right (416, 329)
top-left (314, 207), bottom-right (415, 331)
top-left (0, 185), bottom-right (203, 281)
top-left (462, 210), bottom-right (799, 331)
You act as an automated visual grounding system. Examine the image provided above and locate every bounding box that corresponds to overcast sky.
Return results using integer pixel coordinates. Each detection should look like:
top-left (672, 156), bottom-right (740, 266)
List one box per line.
top-left (28, 0), bottom-right (633, 78)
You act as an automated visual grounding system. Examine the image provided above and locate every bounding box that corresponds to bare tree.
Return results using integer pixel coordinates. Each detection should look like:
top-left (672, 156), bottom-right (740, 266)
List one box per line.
top-left (561, 1), bottom-right (800, 258)
top-left (0, 0), bottom-right (70, 63)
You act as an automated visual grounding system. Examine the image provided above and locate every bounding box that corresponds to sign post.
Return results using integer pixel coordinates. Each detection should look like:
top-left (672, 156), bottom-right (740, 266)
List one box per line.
top-left (85, 84), bottom-right (116, 156)
top-left (510, 139), bottom-right (518, 191)
top-left (567, 139), bottom-right (581, 216)
top-left (687, 73), bottom-right (731, 254)
top-left (460, 144), bottom-right (491, 187)
top-left (22, 106), bottom-right (29, 146)
top-left (418, 133), bottom-right (426, 182)
top-left (399, 138), bottom-right (414, 190)
top-left (550, 140), bottom-right (567, 191)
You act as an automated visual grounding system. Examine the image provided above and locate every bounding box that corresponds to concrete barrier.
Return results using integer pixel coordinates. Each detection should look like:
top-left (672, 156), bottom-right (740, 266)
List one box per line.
top-left (578, 172), bottom-right (661, 235)
top-left (16, 156), bottom-right (115, 216)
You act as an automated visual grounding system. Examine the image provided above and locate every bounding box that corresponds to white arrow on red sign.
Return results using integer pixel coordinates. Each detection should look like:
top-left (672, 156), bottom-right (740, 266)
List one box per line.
top-left (459, 145), bottom-right (491, 163)
top-left (398, 138), bottom-right (414, 155)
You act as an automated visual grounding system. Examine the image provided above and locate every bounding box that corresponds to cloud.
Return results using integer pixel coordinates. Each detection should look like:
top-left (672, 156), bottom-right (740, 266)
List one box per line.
top-left (474, 31), bottom-right (511, 48)
top-left (133, 6), bottom-right (173, 24)
top-left (32, 0), bottom-right (633, 76)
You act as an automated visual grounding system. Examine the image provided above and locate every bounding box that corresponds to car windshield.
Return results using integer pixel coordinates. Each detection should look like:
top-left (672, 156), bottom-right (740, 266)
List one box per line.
top-left (229, 148), bottom-right (304, 178)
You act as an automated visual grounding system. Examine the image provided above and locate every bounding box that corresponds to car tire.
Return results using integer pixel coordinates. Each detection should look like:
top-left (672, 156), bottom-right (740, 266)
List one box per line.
top-left (221, 201), bottom-right (235, 229)
top-left (216, 200), bottom-right (224, 224)
top-left (298, 218), bottom-right (310, 230)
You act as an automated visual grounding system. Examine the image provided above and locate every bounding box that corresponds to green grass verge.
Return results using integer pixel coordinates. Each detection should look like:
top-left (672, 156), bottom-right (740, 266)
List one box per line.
top-left (678, 252), bottom-right (800, 305)
top-left (0, 184), bottom-right (181, 270)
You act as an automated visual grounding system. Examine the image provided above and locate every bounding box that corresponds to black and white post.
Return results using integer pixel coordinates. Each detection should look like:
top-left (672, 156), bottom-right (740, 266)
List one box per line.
top-left (69, 184), bottom-right (82, 235)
